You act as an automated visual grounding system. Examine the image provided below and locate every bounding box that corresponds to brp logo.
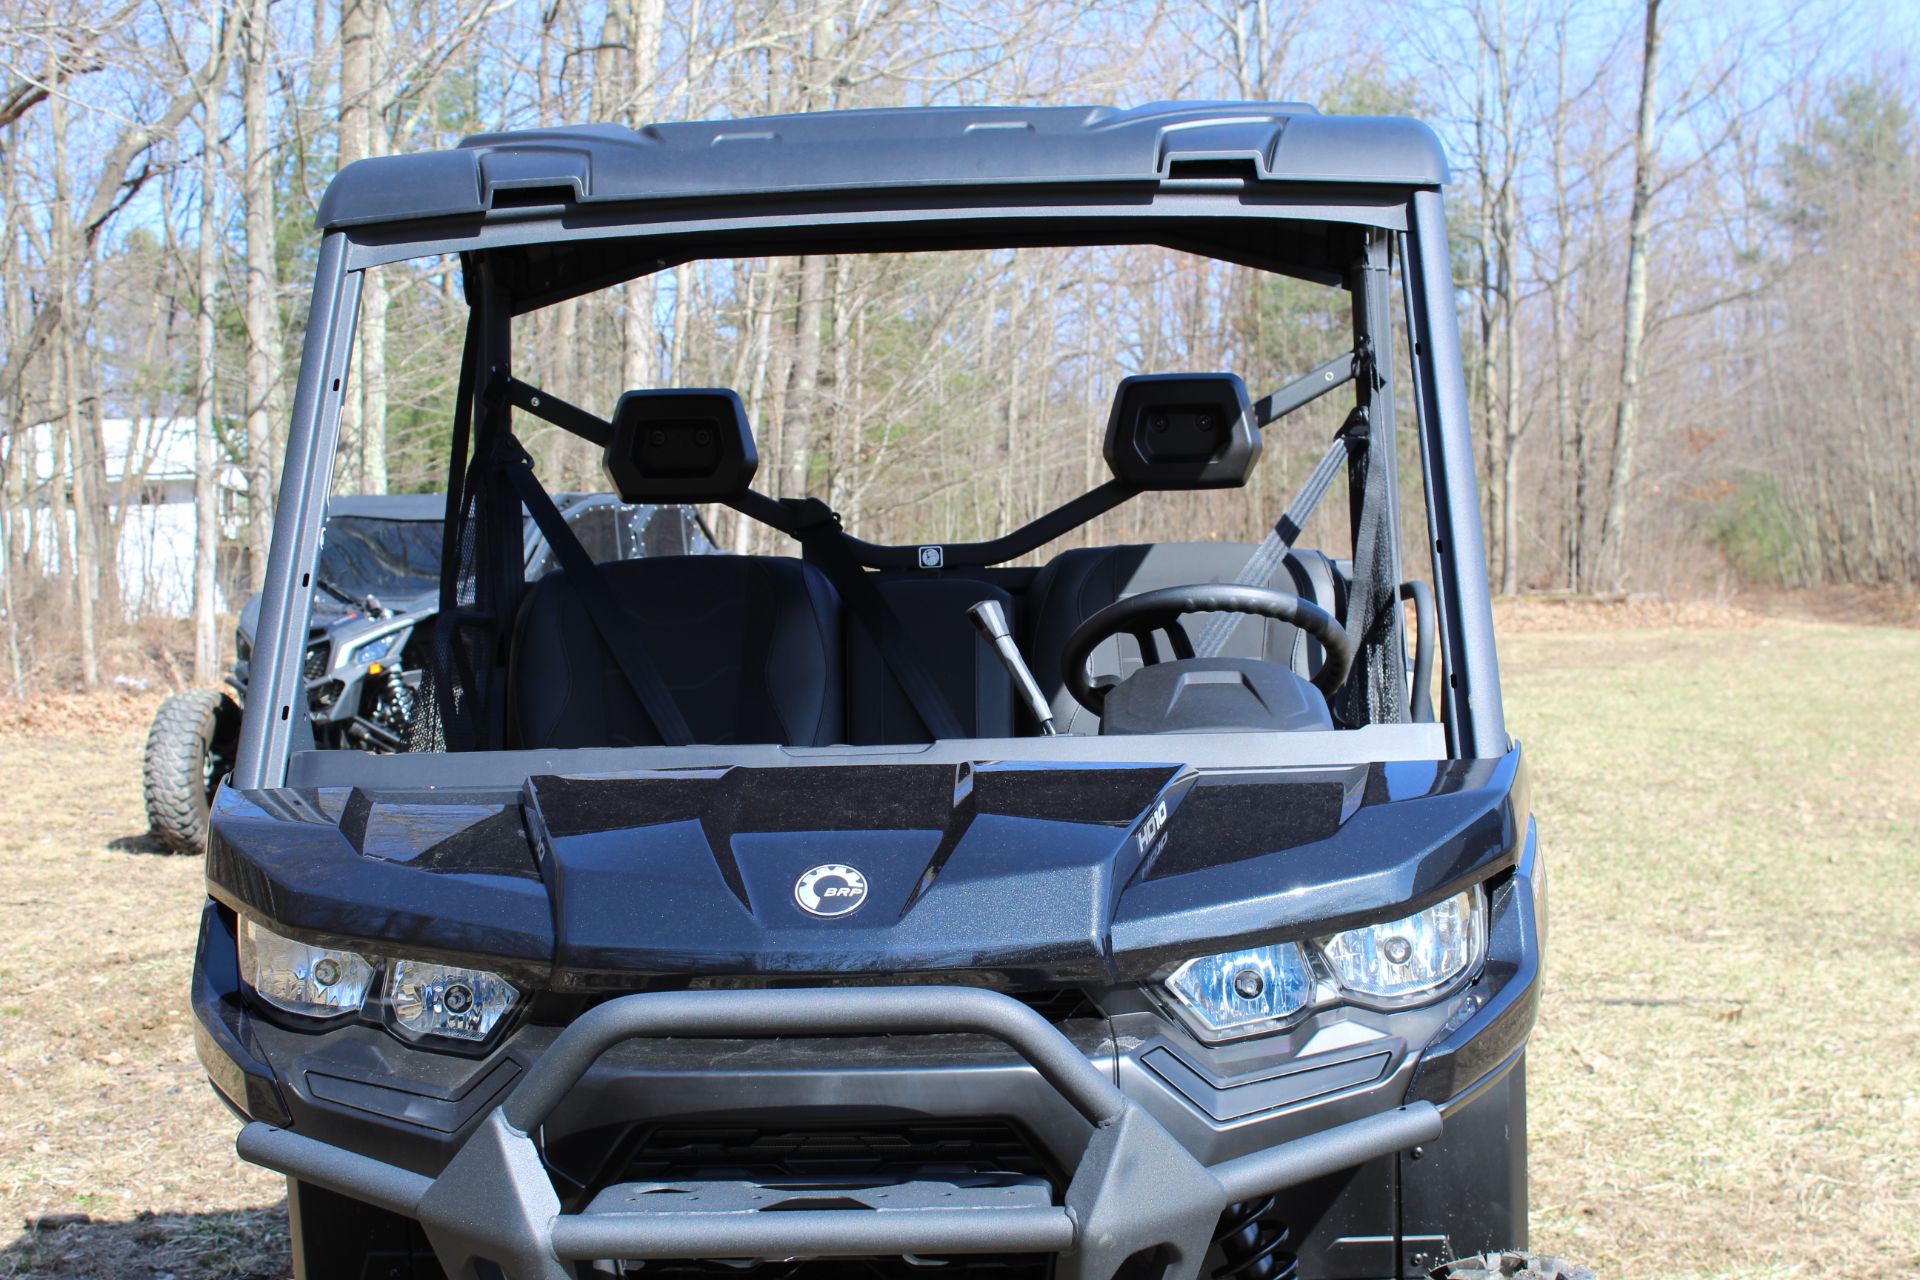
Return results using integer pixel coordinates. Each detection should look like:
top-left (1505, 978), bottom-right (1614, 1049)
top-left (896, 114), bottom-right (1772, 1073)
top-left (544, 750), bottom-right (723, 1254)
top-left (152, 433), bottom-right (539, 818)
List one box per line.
top-left (793, 864), bottom-right (869, 918)
top-left (917, 545), bottom-right (944, 570)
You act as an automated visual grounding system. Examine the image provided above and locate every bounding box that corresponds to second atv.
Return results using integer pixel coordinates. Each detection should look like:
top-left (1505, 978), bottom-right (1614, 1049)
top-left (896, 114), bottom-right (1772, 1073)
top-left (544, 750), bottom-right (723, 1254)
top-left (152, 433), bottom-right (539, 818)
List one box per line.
top-left (142, 493), bottom-right (711, 851)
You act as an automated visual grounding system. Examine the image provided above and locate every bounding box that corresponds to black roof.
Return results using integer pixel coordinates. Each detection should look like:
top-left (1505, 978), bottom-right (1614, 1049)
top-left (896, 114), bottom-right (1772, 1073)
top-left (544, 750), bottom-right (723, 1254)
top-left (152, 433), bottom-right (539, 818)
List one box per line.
top-left (316, 103), bottom-right (1448, 232)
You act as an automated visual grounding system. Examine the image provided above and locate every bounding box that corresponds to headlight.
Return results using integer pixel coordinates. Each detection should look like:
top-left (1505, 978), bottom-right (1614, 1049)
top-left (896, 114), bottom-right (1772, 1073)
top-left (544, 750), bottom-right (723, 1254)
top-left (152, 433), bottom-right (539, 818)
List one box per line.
top-left (237, 918), bottom-right (375, 1018)
top-left (1163, 942), bottom-right (1315, 1038)
top-left (1315, 886), bottom-right (1485, 1004)
top-left (387, 960), bottom-right (518, 1042)
top-left (349, 629), bottom-right (407, 667)
top-left (1160, 885), bottom-right (1490, 1039)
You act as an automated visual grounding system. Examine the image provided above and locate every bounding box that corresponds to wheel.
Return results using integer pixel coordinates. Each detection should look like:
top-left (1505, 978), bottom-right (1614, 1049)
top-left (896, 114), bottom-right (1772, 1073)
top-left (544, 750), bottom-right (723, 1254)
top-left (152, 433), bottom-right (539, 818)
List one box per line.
top-left (142, 688), bottom-right (242, 854)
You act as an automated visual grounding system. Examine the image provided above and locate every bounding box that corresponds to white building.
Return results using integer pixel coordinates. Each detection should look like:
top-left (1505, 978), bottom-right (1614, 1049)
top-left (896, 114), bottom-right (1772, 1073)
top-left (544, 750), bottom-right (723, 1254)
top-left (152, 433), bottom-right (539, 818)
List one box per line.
top-left (23, 416), bottom-right (242, 619)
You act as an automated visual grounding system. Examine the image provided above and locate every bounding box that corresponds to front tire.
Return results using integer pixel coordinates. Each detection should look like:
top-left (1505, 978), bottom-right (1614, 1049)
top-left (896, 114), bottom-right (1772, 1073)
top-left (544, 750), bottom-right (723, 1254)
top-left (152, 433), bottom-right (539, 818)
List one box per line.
top-left (143, 688), bottom-right (241, 854)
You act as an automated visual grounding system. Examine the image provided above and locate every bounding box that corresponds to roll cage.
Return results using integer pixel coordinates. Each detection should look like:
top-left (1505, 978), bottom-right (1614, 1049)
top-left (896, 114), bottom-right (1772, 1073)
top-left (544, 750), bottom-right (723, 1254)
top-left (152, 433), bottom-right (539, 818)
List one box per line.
top-left (232, 104), bottom-right (1504, 790)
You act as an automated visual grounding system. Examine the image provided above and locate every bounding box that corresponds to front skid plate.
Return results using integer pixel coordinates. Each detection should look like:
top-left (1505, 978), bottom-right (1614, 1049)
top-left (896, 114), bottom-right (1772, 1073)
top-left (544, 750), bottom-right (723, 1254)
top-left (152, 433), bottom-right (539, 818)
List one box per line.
top-left (235, 986), bottom-right (1441, 1280)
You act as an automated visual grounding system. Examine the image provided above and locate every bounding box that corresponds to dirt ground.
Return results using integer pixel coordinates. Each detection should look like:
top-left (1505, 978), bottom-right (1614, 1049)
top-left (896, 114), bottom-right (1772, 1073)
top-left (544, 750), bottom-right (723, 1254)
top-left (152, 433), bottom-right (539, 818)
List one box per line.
top-left (1, 617), bottom-right (1916, 1278)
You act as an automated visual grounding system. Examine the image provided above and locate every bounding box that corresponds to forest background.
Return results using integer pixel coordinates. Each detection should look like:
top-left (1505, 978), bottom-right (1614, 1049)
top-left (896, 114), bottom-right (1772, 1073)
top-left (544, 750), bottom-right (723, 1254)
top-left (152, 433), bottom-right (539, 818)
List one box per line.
top-left (1, 0), bottom-right (1916, 693)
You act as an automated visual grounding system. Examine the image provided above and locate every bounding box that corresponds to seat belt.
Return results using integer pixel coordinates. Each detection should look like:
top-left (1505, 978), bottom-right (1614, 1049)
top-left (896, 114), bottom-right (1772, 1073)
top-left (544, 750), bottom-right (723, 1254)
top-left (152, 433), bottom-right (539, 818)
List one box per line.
top-left (784, 498), bottom-right (966, 741)
top-left (497, 440), bottom-right (695, 746)
top-left (1193, 413), bottom-right (1364, 659)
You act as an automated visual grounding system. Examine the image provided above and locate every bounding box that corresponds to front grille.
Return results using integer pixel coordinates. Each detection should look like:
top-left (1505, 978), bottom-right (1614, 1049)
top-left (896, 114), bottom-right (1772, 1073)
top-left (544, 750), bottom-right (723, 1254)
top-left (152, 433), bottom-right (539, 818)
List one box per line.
top-left (604, 1121), bottom-right (1057, 1278)
top-left (623, 1120), bottom-right (1055, 1185)
top-left (302, 641), bottom-right (329, 682)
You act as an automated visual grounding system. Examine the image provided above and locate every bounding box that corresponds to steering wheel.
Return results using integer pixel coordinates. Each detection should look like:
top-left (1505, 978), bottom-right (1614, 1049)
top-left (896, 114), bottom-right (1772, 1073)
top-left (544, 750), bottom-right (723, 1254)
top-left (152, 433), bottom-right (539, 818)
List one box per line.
top-left (1061, 583), bottom-right (1355, 715)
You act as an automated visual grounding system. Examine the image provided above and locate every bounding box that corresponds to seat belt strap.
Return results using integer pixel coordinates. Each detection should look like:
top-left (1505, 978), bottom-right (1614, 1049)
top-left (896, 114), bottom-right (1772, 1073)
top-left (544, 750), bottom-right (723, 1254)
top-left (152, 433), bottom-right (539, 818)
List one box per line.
top-left (1193, 420), bottom-right (1361, 659)
top-left (499, 443), bottom-right (695, 746)
top-left (786, 499), bottom-right (966, 741)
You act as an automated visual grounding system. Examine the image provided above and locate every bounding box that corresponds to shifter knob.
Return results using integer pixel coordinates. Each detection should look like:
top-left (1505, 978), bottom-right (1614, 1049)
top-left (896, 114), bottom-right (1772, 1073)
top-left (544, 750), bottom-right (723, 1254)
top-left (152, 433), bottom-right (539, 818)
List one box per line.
top-left (966, 600), bottom-right (1058, 736)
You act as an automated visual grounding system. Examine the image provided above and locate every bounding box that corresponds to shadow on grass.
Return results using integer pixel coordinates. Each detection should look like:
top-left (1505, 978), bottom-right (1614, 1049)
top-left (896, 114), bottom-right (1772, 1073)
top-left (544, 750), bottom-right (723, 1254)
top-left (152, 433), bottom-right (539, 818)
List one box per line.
top-left (106, 831), bottom-right (184, 855)
top-left (0, 1205), bottom-right (288, 1280)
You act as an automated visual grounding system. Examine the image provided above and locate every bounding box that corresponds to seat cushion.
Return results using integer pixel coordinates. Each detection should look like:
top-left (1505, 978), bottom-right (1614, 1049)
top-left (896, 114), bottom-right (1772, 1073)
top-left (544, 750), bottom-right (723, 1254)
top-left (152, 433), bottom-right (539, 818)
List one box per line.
top-left (1024, 542), bottom-right (1346, 734)
top-left (509, 555), bottom-right (843, 748)
top-left (846, 576), bottom-right (1017, 744)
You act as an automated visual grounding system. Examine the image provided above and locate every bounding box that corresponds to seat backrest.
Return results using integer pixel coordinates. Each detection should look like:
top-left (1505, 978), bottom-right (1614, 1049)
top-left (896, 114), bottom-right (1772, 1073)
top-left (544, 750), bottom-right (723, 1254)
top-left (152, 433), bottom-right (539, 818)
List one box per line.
top-left (509, 555), bottom-right (844, 748)
top-left (1024, 542), bottom-right (1347, 735)
top-left (846, 576), bottom-right (1017, 744)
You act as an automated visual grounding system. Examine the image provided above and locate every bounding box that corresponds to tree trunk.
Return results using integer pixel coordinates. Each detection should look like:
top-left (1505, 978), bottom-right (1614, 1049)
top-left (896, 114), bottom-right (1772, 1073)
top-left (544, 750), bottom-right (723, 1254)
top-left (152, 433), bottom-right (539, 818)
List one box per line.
top-left (194, 70), bottom-right (221, 680)
top-left (336, 0), bottom-right (372, 490)
top-left (243, 0), bottom-right (281, 590)
top-left (1597, 0), bottom-right (1663, 589)
top-left (783, 254), bottom-right (829, 498)
top-left (670, 262), bottom-right (692, 384)
top-left (616, 0), bottom-right (665, 439)
top-left (1472, 42), bottom-right (1503, 584)
top-left (359, 0), bottom-right (391, 494)
top-left (1547, 16), bottom-right (1576, 590)
top-left (48, 57), bottom-right (97, 687)
top-left (1498, 168), bottom-right (1522, 596)
top-left (826, 254), bottom-right (856, 513)
top-left (739, 261), bottom-right (781, 554)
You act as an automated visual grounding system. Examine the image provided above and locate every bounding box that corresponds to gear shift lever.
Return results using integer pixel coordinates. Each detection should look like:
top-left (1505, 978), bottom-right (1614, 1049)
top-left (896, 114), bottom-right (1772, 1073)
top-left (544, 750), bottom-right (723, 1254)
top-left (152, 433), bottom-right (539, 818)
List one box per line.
top-left (966, 600), bottom-right (1058, 736)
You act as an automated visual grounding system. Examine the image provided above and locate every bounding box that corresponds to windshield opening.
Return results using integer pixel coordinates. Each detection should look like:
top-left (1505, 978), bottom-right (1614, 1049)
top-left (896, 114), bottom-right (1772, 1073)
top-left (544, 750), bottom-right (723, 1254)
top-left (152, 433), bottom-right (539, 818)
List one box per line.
top-left (309, 231), bottom-right (1435, 762)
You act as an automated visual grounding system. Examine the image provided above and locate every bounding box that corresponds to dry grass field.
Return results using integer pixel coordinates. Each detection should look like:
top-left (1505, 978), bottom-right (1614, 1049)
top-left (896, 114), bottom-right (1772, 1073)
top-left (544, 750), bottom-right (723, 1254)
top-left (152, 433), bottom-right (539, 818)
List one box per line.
top-left (0, 612), bottom-right (1915, 1278)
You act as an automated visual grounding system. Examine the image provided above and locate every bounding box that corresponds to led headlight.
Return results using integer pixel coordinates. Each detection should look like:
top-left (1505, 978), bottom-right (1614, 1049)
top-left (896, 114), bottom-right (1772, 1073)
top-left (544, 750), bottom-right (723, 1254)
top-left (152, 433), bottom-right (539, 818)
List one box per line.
top-left (237, 917), bottom-right (375, 1018)
top-left (1163, 942), bottom-right (1315, 1038)
top-left (387, 960), bottom-right (518, 1042)
top-left (1315, 886), bottom-right (1485, 1004)
top-left (349, 629), bottom-right (407, 667)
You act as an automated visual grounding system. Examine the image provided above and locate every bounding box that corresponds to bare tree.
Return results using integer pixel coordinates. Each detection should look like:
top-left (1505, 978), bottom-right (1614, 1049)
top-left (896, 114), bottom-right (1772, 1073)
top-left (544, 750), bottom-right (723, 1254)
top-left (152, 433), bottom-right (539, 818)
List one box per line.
top-left (1596, 0), bottom-right (1663, 587)
top-left (336, 0), bottom-right (371, 490)
top-left (192, 2), bottom-right (225, 681)
top-left (241, 0), bottom-right (279, 587)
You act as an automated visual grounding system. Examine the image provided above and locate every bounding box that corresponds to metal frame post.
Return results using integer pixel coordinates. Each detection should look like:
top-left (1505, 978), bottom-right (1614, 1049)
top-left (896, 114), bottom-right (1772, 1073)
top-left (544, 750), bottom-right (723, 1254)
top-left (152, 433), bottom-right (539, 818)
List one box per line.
top-left (233, 233), bottom-right (363, 788)
top-left (1403, 190), bottom-right (1507, 757)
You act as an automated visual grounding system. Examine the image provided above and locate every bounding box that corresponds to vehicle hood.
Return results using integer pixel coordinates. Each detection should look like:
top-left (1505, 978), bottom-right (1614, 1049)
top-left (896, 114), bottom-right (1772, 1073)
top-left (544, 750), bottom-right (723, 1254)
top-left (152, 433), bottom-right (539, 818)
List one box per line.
top-left (236, 590), bottom-right (437, 648)
top-left (206, 753), bottom-right (1526, 987)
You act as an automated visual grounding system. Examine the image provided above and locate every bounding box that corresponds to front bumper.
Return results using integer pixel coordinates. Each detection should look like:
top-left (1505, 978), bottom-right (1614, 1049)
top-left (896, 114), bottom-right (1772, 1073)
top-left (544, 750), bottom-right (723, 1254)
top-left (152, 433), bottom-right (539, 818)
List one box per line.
top-left (238, 986), bottom-right (1443, 1280)
top-left (200, 823), bottom-right (1542, 1280)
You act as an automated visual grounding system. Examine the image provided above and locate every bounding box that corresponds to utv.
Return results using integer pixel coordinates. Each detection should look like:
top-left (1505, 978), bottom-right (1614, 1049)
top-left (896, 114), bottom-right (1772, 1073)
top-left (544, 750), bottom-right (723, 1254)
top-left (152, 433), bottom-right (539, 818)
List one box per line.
top-left (144, 493), bottom-right (712, 851)
top-left (195, 103), bottom-right (1546, 1280)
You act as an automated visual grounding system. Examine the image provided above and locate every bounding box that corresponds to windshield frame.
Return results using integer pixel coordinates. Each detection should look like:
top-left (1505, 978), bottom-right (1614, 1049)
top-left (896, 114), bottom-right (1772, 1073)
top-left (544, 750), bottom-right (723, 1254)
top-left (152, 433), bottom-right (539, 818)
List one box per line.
top-left (232, 188), bottom-right (1503, 791)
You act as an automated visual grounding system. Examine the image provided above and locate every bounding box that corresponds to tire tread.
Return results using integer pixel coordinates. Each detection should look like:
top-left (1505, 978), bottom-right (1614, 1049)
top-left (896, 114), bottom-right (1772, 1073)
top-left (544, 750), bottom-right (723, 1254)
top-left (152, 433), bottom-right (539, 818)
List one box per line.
top-left (142, 688), bottom-right (239, 855)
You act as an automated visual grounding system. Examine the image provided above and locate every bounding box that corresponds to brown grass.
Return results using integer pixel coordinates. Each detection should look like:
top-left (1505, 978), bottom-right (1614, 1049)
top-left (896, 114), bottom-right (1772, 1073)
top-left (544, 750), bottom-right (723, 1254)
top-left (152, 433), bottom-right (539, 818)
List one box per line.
top-left (1514, 621), bottom-right (1920, 1277)
top-left (0, 694), bottom-right (287, 1279)
top-left (1, 618), bottom-right (1916, 1277)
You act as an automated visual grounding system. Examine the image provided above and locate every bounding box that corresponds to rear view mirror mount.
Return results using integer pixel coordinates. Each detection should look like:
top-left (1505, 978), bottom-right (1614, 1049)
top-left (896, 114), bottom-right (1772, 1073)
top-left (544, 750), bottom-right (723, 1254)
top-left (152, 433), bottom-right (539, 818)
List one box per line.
top-left (1103, 373), bottom-right (1260, 490)
top-left (603, 388), bottom-right (759, 502)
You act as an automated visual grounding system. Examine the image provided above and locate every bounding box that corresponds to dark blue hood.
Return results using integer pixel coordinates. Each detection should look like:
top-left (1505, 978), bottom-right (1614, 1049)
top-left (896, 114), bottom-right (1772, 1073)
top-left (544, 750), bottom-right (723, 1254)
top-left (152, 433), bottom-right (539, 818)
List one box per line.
top-left (528, 763), bottom-right (1182, 983)
top-left (207, 752), bottom-right (1525, 988)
